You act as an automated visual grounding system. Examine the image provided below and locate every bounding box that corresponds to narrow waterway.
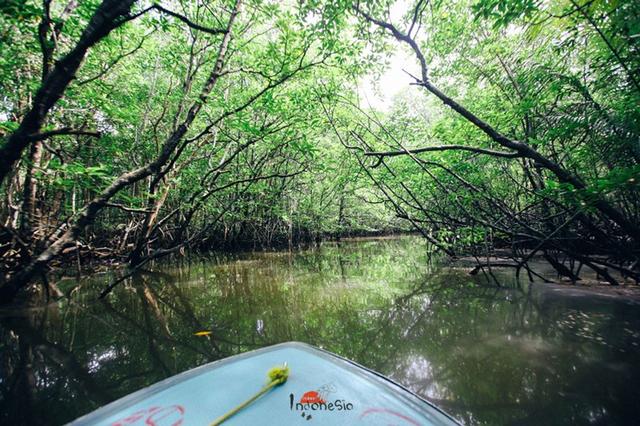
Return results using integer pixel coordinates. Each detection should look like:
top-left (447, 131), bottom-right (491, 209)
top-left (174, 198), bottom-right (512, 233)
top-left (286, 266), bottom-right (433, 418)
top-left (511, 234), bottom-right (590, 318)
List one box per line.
top-left (1, 236), bottom-right (638, 425)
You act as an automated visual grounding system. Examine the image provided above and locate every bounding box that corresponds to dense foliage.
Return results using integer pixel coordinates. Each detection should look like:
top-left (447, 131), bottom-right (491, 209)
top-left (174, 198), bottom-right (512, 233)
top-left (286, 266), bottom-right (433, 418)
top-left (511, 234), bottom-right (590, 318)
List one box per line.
top-left (1, 0), bottom-right (639, 301)
top-left (326, 0), bottom-right (640, 285)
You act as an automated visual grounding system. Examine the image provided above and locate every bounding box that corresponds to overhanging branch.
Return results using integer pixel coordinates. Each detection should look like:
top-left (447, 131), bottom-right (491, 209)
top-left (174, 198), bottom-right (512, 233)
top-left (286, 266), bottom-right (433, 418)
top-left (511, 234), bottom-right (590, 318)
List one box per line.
top-left (365, 144), bottom-right (521, 159)
top-left (127, 4), bottom-right (227, 35)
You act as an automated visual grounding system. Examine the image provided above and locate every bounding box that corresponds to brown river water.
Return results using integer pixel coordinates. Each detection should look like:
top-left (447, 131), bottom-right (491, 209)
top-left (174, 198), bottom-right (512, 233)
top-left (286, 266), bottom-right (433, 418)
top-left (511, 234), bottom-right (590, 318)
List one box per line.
top-left (1, 236), bottom-right (639, 425)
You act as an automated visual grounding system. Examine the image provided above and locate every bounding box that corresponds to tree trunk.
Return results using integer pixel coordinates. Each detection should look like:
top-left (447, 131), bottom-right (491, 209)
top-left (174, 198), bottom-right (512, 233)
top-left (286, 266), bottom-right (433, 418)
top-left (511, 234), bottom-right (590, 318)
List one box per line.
top-left (0, 0), bottom-right (136, 185)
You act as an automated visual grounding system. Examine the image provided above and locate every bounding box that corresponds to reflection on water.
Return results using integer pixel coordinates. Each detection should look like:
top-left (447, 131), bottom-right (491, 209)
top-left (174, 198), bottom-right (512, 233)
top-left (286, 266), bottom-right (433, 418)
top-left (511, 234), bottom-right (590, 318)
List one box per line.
top-left (1, 236), bottom-right (639, 425)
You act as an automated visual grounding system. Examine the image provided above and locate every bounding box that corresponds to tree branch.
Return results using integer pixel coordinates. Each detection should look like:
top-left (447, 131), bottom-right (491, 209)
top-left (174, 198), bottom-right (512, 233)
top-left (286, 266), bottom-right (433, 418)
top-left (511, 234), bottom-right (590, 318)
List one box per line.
top-left (353, 4), bottom-right (428, 83)
top-left (0, 0), bottom-right (137, 186)
top-left (355, 4), bottom-right (640, 243)
top-left (77, 33), bottom-right (150, 85)
top-left (104, 203), bottom-right (153, 214)
top-left (26, 128), bottom-right (101, 142)
top-left (365, 144), bottom-right (521, 159)
top-left (150, 4), bottom-right (227, 35)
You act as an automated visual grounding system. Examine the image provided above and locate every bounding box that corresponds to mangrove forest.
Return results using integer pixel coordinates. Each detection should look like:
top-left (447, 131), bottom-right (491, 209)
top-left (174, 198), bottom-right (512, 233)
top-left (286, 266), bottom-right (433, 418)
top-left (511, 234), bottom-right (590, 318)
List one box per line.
top-left (1, 0), bottom-right (639, 424)
top-left (2, 0), bottom-right (640, 299)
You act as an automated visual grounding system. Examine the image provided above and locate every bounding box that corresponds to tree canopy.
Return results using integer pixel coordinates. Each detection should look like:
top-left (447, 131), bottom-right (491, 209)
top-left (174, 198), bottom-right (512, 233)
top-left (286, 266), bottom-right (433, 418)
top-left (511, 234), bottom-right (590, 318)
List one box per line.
top-left (1, 0), bottom-right (639, 302)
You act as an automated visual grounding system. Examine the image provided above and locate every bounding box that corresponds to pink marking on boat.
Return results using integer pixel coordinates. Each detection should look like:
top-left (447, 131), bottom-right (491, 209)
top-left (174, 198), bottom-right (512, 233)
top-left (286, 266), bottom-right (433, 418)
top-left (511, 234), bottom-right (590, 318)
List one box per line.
top-left (359, 407), bottom-right (421, 425)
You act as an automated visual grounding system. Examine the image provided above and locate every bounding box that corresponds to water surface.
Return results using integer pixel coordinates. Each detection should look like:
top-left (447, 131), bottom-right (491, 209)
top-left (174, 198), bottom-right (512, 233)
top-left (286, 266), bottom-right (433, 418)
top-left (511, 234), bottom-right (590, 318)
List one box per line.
top-left (1, 237), bottom-right (639, 425)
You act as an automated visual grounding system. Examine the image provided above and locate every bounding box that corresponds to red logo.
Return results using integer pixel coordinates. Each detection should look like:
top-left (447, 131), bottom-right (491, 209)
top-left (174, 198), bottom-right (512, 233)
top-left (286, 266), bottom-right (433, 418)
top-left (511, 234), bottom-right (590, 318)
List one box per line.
top-left (290, 383), bottom-right (352, 421)
top-left (300, 391), bottom-right (325, 404)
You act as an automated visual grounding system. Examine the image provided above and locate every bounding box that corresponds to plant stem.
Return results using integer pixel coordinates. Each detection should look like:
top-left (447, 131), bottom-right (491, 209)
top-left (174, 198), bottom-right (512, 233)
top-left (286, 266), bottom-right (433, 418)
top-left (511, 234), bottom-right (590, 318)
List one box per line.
top-left (210, 380), bottom-right (279, 426)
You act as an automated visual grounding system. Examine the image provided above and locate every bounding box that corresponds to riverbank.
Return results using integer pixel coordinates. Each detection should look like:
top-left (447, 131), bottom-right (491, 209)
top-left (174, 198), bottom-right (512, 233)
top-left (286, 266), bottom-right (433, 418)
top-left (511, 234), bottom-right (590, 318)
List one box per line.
top-left (13, 231), bottom-right (415, 302)
top-left (451, 254), bottom-right (640, 301)
top-left (21, 234), bottom-right (638, 306)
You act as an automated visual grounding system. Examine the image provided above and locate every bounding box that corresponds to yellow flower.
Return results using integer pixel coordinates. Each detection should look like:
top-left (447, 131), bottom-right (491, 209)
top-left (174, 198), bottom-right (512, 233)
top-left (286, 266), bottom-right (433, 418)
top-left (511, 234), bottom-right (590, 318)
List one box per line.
top-left (267, 364), bottom-right (290, 385)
